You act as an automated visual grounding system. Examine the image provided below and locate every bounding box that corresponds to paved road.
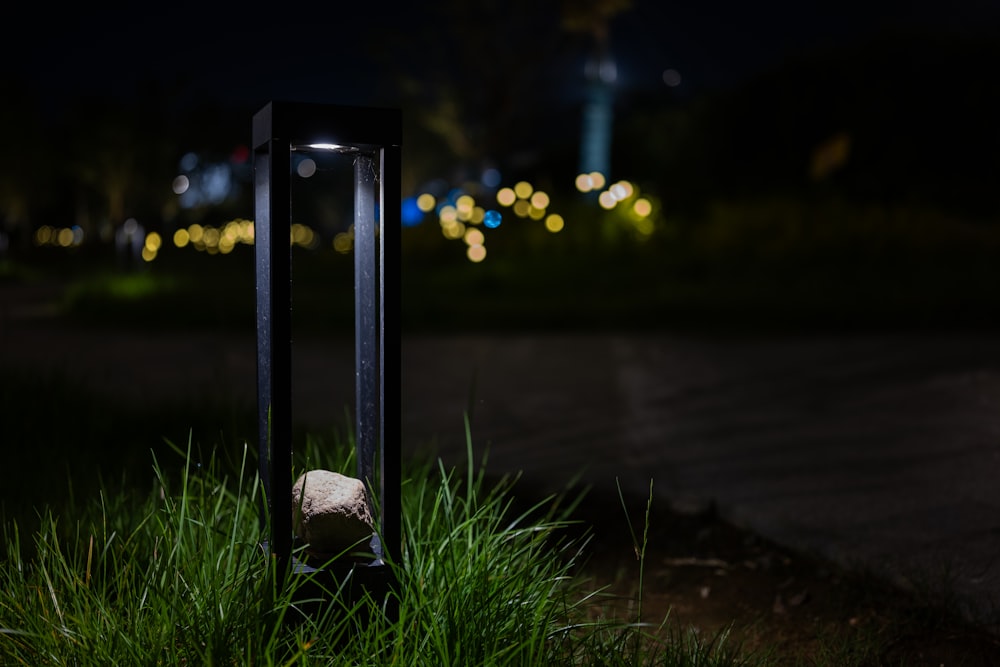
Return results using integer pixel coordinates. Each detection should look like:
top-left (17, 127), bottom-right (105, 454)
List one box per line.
top-left (3, 288), bottom-right (999, 628)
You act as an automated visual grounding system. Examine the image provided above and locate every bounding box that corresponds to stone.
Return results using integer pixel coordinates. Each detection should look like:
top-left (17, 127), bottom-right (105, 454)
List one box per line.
top-left (292, 469), bottom-right (374, 558)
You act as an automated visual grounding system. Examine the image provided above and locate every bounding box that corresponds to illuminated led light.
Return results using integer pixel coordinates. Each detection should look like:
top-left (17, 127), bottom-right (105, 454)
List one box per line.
top-left (467, 244), bottom-right (486, 262)
top-left (545, 214), bottom-right (564, 233)
top-left (35, 226), bottom-right (52, 245)
top-left (417, 193), bottom-right (436, 212)
top-left (528, 206), bottom-right (545, 220)
top-left (598, 191), bottom-right (617, 209)
top-left (141, 246), bottom-right (157, 262)
top-left (464, 228), bottom-right (484, 246)
top-left (439, 205), bottom-right (458, 224)
top-left (174, 229), bottom-right (190, 248)
top-left (188, 224), bottom-right (204, 243)
top-left (470, 206), bottom-right (485, 224)
top-left (300, 143), bottom-right (345, 151)
top-left (483, 210), bottom-right (502, 228)
top-left (514, 181), bottom-right (533, 199)
top-left (530, 191), bottom-right (549, 209)
top-left (496, 187), bottom-right (516, 206)
top-left (633, 198), bottom-right (652, 217)
top-left (590, 172), bottom-right (606, 189)
top-left (513, 200), bottom-right (531, 218)
top-left (575, 173), bottom-right (593, 192)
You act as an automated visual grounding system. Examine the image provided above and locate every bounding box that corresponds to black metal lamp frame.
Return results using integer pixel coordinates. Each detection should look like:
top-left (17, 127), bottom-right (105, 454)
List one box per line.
top-left (252, 101), bottom-right (401, 602)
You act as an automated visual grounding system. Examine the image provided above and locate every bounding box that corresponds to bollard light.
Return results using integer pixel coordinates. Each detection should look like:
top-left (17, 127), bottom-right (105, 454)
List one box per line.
top-left (252, 101), bottom-right (401, 614)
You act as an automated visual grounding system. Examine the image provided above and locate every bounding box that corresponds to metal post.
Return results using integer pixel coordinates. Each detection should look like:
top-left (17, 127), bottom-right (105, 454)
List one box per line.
top-left (252, 101), bottom-right (401, 599)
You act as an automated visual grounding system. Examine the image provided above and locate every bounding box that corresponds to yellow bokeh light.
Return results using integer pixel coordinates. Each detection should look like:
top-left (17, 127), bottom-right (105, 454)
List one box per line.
top-left (464, 228), bottom-right (485, 246)
top-left (470, 206), bottom-right (485, 224)
top-left (203, 227), bottom-right (220, 248)
top-left (441, 220), bottom-right (465, 239)
top-left (144, 231), bottom-right (162, 252)
top-left (496, 187), bottom-right (516, 207)
top-left (57, 228), bottom-right (74, 247)
top-left (633, 198), bottom-right (652, 218)
top-left (530, 191), bottom-right (549, 209)
top-left (575, 173), bottom-right (594, 192)
top-left (512, 200), bottom-right (531, 218)
top-left (545, 214), bottom-right (564, 233)
top-left (455, 195), bottom-right (475, 220)
top-left (528, 206), bottom-right (545, 221)
top-left (590, 172), bottom-right (606, 189)
top-left (598, 191), bottom-right (617, 209)
top-left (467, 244), bottom-right (486, 262)
top-left (188, 223), bottom-right (204, 243)
top-left (611, 181), bottom-right (633, 200)
top-left (439, 205), bottom-right (457, 224)
top-left (35, 226), bottom-right (52, 245)
top-left (141, 246), bottom-right (157, 262)
top-left (174, 228), bottom-right (190, 248)
top-left (333, 232), bottom-right (353, 253)
top-left (513, 181), bottom-right (533, 199)
top-left (417, 193), bottom-right (436, 212)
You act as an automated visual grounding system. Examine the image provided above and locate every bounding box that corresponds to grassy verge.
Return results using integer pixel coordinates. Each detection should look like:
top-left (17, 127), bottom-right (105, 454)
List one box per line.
top-left (0, 424), bottom-right (759, 666)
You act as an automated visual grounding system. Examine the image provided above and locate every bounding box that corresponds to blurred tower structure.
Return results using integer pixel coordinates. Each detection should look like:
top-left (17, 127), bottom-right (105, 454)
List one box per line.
top-left (579, 47), bottom-right (617, 178)
top-left (562, 0), bottom-right (629, 180)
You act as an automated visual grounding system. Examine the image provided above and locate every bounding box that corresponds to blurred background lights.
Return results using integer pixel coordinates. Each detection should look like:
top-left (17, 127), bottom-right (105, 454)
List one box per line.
top-left (416, 193), bottom-right (436, 212)
top-left (464, 227), bottom-right (485, 246)
top-left (633, 197), bottom-right (652, 217)
top-left (172, 175), bottom-right (190, 195)
top-left (466, 244), bottom-right (486, 263)
top-left (574, 171), bottom-right (607, 193)
top-left (439, 205), bottom-right (458, 224)
top-left (296, 158), bottom-right (317, 178)
top-left (401, 196), bottom-right (423, 226)
top-left (513, 181), bottom-right (533, 199)
top-left (483, 210), bottom-right (502, 228)
top-left (496, 187), bottom-right (516, 207)
top-left (333, 227), bottom-right (354, 254)
top-left (545, 214), bottom-right (564, 233)
top-left (481, 167), bottom-right (501, 188)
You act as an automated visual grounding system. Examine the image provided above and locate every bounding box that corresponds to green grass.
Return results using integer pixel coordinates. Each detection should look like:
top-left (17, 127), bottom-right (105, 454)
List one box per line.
top-left (0, 420), bottom-right (761, 666)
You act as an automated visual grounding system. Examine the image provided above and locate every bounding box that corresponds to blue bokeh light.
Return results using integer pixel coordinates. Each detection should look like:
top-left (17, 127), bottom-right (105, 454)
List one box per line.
top-left (401, 197), bottom-right (424, 226)
top-left (484, 210), bottom-right (502, 229)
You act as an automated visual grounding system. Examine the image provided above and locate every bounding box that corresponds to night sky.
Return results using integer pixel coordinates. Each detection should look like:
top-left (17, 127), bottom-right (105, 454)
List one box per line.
top-left (6, 1), bottom-right (998, 118)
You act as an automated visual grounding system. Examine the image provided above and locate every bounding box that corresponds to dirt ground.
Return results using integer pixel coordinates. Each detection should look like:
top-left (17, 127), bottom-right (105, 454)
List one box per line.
top-left (563, 484), bottom-right (1000, 666)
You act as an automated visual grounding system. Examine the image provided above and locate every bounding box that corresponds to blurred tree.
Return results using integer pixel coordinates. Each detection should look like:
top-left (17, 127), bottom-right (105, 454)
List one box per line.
top-left (391, 0), bottom-right (635, 188)
top-left (59, 80), bottom-right (180, 240)
top-left (0, 77), bottom-right (50, 249)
